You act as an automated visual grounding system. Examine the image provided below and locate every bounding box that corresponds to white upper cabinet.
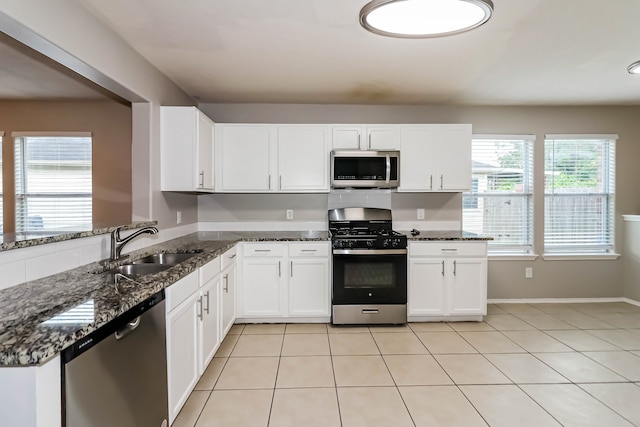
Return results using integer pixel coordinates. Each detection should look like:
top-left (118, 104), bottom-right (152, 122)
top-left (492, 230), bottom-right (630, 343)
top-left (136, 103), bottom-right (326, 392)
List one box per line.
top-left (332, 125), bottom-right (400, 150)
top-left (277, 126), bottom-right (329, 192)
top-left (161, 106), bottom-right (215, 192)
top-left (217, 124), bottom-right (273, 192)
top-left (399, 124), bottom-right (472, 192)
top-left (216, 124), bottom-right (329, 193)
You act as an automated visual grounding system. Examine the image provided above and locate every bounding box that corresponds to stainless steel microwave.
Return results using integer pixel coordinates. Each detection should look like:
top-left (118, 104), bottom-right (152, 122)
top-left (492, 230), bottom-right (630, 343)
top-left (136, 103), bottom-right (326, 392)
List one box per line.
top-left (331, 150), bottom-right (400, 188)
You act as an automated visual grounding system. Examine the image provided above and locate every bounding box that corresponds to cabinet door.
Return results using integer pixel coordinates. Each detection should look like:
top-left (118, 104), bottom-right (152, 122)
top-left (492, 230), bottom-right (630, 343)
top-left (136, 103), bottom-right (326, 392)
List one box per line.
top-left (367, 127), bottom-right (400, 150)
top-left (289, 258), bottom-right (330, 316)
top-left (166, 291), bottom-right (199, 424)
top-left (221, 263), bottom-right (237, 336)
top-left (332, 126), bottom-right (362, 150)
top-left (433, 125), bottom-right (471, 191)
top-left (199, 277), bottom-right (221, 374)
top-left (240, 258), bottom-right (286, 317)
top-left (277, 126), bottom-right (329, 192)
top-left (447, 258), bottom-right (487, 315)
top-left (399, 126), bottom-right (438, 191)
top-left (408, 258), bottom-right (447, 316)
top-left (197, 111), bottom-right (215, 190)
top-left (220, 125), bottom-right (272, 191)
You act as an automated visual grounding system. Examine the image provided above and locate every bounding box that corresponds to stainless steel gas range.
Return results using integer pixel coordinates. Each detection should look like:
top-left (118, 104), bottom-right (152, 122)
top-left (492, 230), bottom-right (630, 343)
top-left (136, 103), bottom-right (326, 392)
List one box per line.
top-left (329, 207), bottom-right (408, 325)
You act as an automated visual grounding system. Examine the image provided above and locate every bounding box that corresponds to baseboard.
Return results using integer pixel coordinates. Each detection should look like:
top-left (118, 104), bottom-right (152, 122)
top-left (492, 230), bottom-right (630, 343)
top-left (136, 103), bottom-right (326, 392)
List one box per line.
top-left (488, 297), bottom-right (630, 304)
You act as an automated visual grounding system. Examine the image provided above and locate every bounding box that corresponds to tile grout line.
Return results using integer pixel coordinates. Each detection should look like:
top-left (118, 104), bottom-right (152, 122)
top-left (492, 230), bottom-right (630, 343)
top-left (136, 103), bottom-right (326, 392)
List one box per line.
top-left (265, 329), bottom-right (286, 427)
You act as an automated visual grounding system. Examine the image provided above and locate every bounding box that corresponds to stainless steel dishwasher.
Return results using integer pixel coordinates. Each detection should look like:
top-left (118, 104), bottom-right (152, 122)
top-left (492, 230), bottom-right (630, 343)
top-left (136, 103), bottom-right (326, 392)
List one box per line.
top-left (61, 290), bottom-right (168, 427)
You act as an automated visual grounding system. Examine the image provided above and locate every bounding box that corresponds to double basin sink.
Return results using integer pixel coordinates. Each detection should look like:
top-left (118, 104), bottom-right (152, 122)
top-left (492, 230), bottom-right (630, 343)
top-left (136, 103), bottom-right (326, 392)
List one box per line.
top-left (99, 252), bottom-right (202, 278)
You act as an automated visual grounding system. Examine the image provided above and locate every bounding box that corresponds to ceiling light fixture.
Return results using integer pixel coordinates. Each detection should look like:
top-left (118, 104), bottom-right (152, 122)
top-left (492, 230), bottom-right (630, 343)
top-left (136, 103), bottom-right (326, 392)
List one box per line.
top-left (359, 0), bottom-right (494, 38)
top-left (627, 60), bottom-right (640, 74)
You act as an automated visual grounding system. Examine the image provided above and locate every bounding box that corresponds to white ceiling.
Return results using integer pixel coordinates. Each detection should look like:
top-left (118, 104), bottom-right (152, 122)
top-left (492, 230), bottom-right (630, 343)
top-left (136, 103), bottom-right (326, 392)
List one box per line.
top-left (72, 0), bottom-right (640, 105)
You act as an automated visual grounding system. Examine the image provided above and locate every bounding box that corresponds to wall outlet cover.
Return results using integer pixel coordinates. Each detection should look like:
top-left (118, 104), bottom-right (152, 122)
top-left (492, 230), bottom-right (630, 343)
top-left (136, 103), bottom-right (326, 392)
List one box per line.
top-left (525, 267), bottom-right (533, 279)
top-left (417, 208), bottom-right (425, 220)
top-left (286, 209), bottom-right (294, 220)
top-left (176, 211), bottom-right (182, 224)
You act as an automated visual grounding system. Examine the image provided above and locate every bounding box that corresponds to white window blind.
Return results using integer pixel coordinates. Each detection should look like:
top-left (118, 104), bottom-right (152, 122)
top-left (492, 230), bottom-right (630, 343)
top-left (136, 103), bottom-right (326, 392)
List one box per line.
top-left (544, 136), bottom-right (616, 254)
top-left (14, 135), bottom-right (92, 238)
top-left (463, 136), bottom-right (534, 254)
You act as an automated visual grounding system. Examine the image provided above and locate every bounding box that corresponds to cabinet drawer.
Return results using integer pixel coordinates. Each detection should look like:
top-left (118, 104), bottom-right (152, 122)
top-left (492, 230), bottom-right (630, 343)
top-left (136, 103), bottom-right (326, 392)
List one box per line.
top-left (289, 242), bottom-right (330, 257)
top-left (221, 246), bottom-right (238, 269)
top-left (243, 243), bottom-right (286, 257)
top-left (409, 241), bottom-right (487, 257)
top-left (166, 271), bottom-right (199, 313)
top-left (199, 256), bottom-right (221, 285)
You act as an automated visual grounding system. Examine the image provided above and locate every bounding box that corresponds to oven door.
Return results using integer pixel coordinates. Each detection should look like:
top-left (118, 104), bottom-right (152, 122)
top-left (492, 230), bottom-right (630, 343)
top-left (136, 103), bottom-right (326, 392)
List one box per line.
top-left (332, 249), bottom-right (407, 305)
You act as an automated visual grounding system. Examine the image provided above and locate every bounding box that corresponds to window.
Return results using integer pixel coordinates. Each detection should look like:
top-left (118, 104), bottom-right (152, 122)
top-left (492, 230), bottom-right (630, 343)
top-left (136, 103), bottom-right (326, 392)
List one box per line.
top-left (14, 134), bottom-right (92, 238)
top-left (544, 135), bottom-right (616, 254)
top-left (463, 135), bottom-right (534, 254)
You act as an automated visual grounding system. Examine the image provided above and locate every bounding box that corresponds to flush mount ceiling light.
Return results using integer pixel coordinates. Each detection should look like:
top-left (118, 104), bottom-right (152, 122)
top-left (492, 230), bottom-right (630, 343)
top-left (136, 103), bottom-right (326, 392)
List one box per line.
top-left (627, 60), bottom-right (640, 74)
top-left (359, 0), bottom-right (494, 38)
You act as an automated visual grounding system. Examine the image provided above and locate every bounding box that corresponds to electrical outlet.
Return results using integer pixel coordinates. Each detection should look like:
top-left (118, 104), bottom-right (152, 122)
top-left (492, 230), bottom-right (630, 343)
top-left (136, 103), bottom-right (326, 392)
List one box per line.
top-left (525, 267), bottom-right (533, 279)
top-left (176, 211), bottom-right (182, 224)
top-left (417, 208), bottom-right (425, 220)
top-left (286, 209), bottom-right (294, 220)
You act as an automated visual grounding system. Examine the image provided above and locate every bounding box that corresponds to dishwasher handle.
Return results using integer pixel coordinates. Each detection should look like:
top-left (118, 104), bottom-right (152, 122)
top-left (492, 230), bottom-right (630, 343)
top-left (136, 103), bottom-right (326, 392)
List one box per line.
top-left (114, 316), bottom-right (141, 340)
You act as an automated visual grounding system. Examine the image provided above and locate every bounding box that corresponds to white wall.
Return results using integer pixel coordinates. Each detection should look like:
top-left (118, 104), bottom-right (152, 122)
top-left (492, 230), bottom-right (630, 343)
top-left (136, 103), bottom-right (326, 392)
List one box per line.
top-left (199, 103), bottom-right (640, 300)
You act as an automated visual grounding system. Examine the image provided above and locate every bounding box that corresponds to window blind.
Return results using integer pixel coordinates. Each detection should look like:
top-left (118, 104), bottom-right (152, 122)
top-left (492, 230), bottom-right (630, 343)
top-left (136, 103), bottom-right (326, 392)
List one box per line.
top-left (14, 136), bottom-right (92, 238)
top-left (463, 136), bottom-right (534, 254)
top-left (544, 136), bottom-right (616, 254)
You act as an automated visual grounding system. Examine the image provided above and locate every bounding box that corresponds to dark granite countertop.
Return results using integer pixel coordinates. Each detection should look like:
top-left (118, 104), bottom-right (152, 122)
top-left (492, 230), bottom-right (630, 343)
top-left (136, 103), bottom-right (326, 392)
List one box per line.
top-left (0, 230), bottom-right (329, 367)
top-left (399, 230), bottom-right (493, 241)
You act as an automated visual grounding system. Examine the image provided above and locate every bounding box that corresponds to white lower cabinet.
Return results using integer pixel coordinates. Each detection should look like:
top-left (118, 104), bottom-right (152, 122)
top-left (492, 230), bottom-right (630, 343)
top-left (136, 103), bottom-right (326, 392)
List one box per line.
top-left (408, 241), bottom-right (488, 319)
top-left (165, 271), bottom-right (200, 425)
top-left (288, 243), bottom-right (330, 317)
top-left (166, 256), bottom-right (224, 425)
top-left (238, 242), bottom-right (330, 320)
top-left (220, 246), bottom-right (237, 336)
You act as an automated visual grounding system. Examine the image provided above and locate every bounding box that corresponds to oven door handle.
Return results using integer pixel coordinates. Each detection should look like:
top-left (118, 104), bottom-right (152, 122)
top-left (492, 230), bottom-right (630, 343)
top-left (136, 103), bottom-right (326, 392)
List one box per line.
top-left (332, 249), bottom-right (407, 255)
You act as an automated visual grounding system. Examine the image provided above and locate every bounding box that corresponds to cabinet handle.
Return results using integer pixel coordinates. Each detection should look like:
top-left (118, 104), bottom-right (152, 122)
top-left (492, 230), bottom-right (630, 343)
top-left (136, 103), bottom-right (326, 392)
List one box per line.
top-left (278, 261), bottom-right (281, 277)
top-left (358, 134), bottom-right (361, 150)
top-left (229, 254), bottom-right (237, 259)
top-left (368, 133), bottom-right (371, 150)
top-left (268, 175), bottom-right (271, 189)
top-left (197, 297), bottom-right (203, 320)
top-left (301, 249), bottom-right (317, 253)
top-left (441, 260), bottom-right (445, 276)
top-left (441, 249), bottom-right (458, 253)
top-left (279, 175), bottom-right (282, 190)
top-left (199, 171), bottom-right (204, 188)
top-left (453, 260), bottom-right (457, 276)
top-left (429, 175), bottom-right (433, 190)
top-left (223, 273), bottom-right (229, 292)
top-left (440, 174), bottom-right (443, 189)
top-left (204, 291), bottom-right (210, 314)
top-left (290, 261), bottom-right (293, 277)
top-left (254, 249), bottom-right (271, 253)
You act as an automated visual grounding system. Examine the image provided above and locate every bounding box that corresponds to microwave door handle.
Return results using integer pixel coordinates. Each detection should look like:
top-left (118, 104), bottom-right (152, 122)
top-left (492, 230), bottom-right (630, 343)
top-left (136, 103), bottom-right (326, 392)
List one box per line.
top-left (385, 154), bottom-right (391, 184)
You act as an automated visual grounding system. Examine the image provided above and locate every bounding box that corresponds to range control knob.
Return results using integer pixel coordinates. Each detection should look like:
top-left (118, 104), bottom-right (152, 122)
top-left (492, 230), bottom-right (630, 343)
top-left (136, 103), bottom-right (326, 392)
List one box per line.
top-left (366, 240), bottom-right (374, 247)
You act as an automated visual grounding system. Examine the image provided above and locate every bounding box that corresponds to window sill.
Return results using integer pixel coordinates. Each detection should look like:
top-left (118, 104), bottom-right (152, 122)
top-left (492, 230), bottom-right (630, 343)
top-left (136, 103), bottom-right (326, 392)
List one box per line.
top-left (489, 254), bottom-right (539, 261)
top-left (542, 253), bottom-right (621, 261)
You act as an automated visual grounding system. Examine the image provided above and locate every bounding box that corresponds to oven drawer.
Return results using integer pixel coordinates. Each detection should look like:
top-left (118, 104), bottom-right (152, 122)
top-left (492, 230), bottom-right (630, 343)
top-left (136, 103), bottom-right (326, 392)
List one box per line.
top-left (409, 241), bottom-right (487, 257)
top-left (289, 242), bottom-right (330, 257)
top-left (243, 243), bottom-right (286, 257)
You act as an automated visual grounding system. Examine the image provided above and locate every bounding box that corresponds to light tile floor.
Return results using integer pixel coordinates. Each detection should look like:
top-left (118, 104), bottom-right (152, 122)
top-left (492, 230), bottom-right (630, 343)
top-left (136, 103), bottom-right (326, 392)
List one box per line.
top-left (174, 302), bottom-right (640, 426)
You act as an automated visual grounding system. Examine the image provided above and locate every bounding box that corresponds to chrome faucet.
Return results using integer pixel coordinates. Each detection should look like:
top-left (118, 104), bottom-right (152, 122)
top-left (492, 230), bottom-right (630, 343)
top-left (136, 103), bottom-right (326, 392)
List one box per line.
top-left (110, 226), bottom-right (159, 261)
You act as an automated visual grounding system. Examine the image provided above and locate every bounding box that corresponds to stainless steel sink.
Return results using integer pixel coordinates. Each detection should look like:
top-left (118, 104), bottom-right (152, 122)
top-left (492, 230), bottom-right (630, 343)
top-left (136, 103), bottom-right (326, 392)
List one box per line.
top-left (105, 264), bottom-right (173, 277)
top-left (133, 252), bottom-right (200, 265)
